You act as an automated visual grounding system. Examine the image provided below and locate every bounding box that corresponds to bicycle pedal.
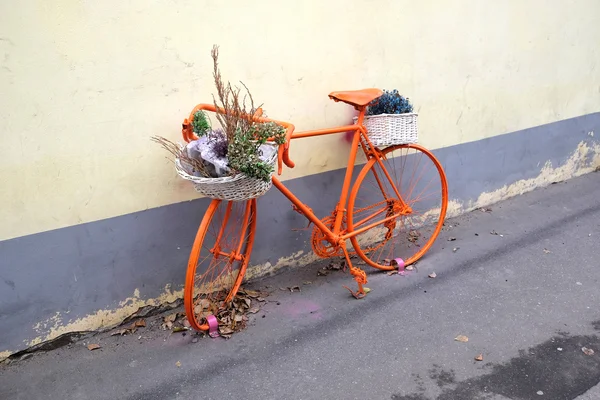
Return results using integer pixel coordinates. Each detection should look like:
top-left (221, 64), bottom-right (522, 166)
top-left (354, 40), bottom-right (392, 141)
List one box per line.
top-left (342, 285), bottom-right (366, 299)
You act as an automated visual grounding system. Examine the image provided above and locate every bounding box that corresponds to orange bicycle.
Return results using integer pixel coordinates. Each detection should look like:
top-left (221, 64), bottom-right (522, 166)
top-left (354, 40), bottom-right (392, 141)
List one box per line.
top-left (182, 89), bottom-right (448, 332)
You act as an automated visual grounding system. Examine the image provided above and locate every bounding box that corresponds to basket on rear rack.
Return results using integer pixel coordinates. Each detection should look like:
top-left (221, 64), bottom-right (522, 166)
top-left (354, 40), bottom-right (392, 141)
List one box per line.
top-left (355, 113), bottom-right (418, 147)
top-left (353, 89), bottom-right (418, 147)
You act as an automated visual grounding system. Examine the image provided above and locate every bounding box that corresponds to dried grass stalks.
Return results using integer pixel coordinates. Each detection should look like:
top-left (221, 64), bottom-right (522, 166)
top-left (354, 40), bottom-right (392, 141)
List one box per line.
top-left (150, 135), bottom-right (209, 176)
top-left (211, 45), bottom-right (262, 144)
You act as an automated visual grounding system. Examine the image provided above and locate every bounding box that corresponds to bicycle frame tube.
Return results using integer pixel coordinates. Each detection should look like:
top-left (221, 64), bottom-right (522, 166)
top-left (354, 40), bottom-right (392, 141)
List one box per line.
top-left (271, 110), bottom-right (368, 243)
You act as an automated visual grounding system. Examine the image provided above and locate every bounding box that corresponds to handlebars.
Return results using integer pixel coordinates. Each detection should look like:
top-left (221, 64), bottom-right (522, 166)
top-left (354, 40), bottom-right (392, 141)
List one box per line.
top-left (182, 104), bottom-right (295, 175)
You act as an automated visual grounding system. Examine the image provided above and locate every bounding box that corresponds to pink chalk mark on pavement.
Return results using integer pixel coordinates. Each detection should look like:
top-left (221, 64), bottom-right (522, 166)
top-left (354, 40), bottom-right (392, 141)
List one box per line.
top-left (279, 299), bottom-right (323, 321)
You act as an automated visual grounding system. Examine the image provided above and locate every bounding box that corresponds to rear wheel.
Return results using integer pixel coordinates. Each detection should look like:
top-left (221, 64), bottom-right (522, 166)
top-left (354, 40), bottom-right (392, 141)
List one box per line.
top-left (184, 199), bottom-right (256, 331)
top-left (347, 144), bottom-right (448, 270)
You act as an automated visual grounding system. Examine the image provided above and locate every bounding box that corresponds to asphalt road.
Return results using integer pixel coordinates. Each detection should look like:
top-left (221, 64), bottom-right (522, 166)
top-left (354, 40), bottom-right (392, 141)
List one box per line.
top-left (1, 171), bottom-right (599, 400)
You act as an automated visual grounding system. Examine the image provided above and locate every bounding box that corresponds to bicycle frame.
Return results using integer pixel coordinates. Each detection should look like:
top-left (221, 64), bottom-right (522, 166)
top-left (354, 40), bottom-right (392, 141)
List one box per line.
top-left (272, 108), bottom-right (409, 246)
top-left (182, 102), bottom-right (410, 247)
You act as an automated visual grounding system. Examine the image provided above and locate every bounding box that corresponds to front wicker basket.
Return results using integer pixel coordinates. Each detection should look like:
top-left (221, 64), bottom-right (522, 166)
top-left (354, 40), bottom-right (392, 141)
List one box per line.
top-left (175, 142), bottom-right (278, 202)
top-left (354, 113), bottom-right (419, 147)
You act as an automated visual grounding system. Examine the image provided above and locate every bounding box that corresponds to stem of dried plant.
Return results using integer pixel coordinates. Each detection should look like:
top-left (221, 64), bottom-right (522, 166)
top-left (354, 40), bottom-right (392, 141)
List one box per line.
top-left (211, 45), bottom-right (261, 144)
top-left (150, 136), bottom-right (210, 177)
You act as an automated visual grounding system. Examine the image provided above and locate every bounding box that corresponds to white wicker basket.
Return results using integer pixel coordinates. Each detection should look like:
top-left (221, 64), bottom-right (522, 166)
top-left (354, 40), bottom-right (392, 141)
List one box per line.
top-left (175, 142), bottom-right (278, 202)
top-left (354, 113), bottom-right (418, 147)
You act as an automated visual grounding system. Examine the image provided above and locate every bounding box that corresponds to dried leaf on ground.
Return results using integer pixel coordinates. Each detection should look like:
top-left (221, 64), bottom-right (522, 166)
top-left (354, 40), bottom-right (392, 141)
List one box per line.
top-left (191, 288), bottom-right (269, 339)
top-left (87, 344), bottom-right (101, 351)
top-left (405, 265), bottom-right (415, 271)
top-left (408, 230), bottom-right (420, 243)
top-left (303, 281), bottom-right (312, 285)
top-left (134, 319), bottom-right (146, 328)
top-left (240, 289), bottom-right (262, 298)
top-left (455, 335), bottom-right (469, 343)
top-left (447, 237), bottom-right (457, 241)
top-left (219, 327), bottom-right (234, 335)
top-left (112, 320), bottom-right (142, 336)
top-left (428, 272), bottom-right (437, 278)
top-left (543, 248), bottom-right (551, 254)
top-left (475, 354), bottom-right (483, 361)
top-left (317, 269), bottom-right (329, 276)
top-left (176, 361), bottom-right (181, 368)
top-left (172, 326), bottom-right (187, 333)
top-left (165, 313), bottom-right (177, 323)
top-left (387, 271), bottom-right (398, 276)
top-left (480, 207), bottom-right (492, 213)
top-left (490, 230), bottom-right (499, 235)
top-left (288, 286), bottom-right (301, 292)
top-left (363, 287), bottom-right (371, 294)
top-left (328, 262), bottom-right (343, 271)
top-left (582, 347), bottom-right (595, 356)
top-left (195, 299), bottom-right (211, 311)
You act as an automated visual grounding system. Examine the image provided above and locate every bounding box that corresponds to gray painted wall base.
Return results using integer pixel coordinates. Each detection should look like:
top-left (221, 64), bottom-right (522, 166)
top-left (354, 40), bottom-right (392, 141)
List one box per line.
top-left (1, 113), bottom-right (599, 355)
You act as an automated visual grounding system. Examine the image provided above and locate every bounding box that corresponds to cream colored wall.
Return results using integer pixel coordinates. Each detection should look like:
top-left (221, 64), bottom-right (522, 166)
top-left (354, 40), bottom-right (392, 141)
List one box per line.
top-left (1, 0), bottom-right (599, 241)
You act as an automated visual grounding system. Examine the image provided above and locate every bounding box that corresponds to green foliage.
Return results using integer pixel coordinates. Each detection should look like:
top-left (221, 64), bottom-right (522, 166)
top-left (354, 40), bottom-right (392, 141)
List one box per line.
top-left (227, 122), bottom-right (286, 182)
top-left (249, 121), bottom-right (287, 145)
top-left (192, 110), bottom-right (211, 136)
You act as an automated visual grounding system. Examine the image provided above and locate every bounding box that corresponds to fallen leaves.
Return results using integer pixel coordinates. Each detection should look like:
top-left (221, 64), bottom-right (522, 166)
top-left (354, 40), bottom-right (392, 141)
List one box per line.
top-left (363, 287), bottom-right (371, 294)
top-left (474, 354), bottom-right (483, 361)
top-left (176, 361), bottom-right (181, 368)
top-left (543, 248), bottom-right (551, 254)
top-left (111, 319), bottom-right (146, 336)
top-left (386, 270), bottom-right (398, 276)
top-left (408, 230), bottom-right (421, 243)
top-left (582, 347), bottom-right (595, 356)
top-left (455, 335), bottom-right (469, 343)
top-left (428, 272), bottom-right (437, 279)
top-left (490, 230), bottom-right (499, 235)
top-left (287, 286), bottom-right (301, 293)
top-left (87, 344), bottom-right (101, 351)
top-left (188, 288), bottom-right (269, 339)
top-left (405, 265), bottom-right (415, 271)
top-left (317, 260), bottom-right (345, 276)
top-left (161, 313), bottom-right (179, 331)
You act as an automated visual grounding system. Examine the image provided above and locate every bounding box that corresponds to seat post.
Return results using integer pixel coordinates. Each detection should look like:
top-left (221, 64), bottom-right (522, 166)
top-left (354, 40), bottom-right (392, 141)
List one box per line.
top-left (355, 106), bottom-right (367, 125)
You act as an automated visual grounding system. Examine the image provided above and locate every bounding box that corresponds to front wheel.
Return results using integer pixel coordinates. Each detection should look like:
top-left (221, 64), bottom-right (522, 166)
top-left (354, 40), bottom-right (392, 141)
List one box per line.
top-left (184, 199), bottom-right (257, 331)
top-left (347, 144), bottom-right (448, 270)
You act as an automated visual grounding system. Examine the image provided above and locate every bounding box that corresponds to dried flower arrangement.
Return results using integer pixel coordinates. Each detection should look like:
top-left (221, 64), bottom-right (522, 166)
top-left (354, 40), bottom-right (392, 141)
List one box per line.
top-left (152, 45), bottom-right (287, 184)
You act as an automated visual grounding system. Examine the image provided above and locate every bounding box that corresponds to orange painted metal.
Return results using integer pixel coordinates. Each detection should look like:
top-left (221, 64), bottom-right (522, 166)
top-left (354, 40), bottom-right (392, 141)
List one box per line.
top-left (184, 199), bottom-right (257, 332)
top-left (290, 125), bottom-right (360, 139)
top-left (328, 88), bottom-right (383, 108)
top-left (183, 89), bottom-right (449, 332)
top-left (347, 144), bottom-right (449, 270)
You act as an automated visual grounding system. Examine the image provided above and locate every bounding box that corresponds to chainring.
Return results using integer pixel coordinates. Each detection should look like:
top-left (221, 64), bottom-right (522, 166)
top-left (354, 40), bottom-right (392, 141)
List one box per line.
top-left (311, 216), bottom-right (342, 258)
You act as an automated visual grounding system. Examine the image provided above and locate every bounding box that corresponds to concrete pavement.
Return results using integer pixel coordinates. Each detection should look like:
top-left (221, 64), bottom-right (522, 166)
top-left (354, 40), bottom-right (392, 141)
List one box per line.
top-left (1, 171), bottom-right (599, 400)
